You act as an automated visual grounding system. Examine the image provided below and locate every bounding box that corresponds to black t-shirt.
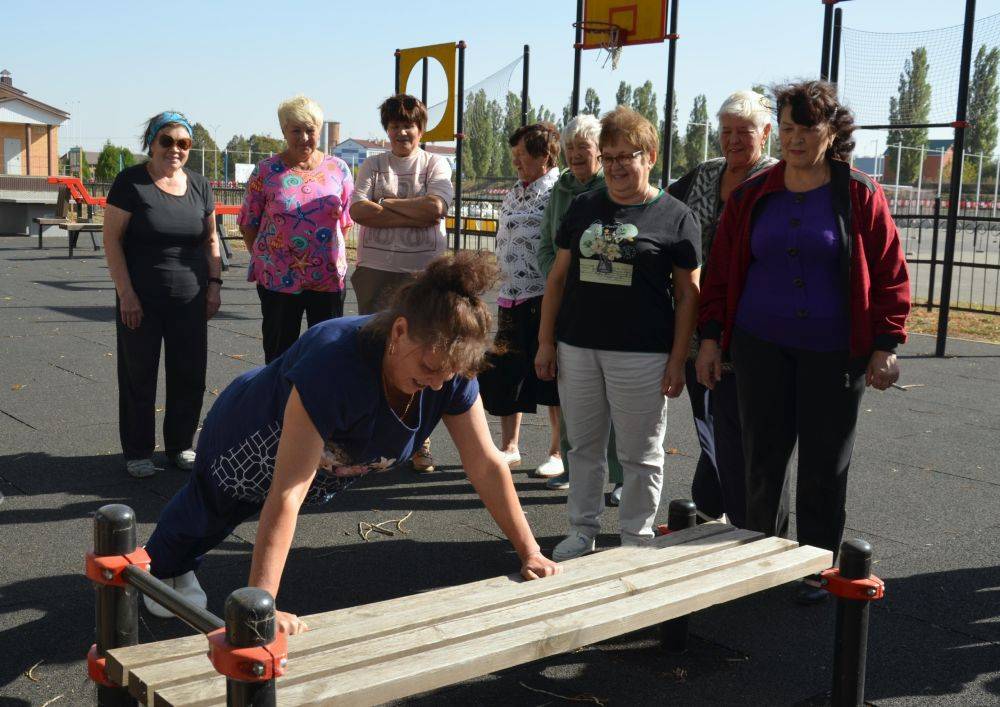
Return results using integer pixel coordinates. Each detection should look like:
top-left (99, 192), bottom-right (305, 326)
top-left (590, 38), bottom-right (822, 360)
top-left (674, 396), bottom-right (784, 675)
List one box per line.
top-left (554, 187), bottom-right (701, 353)
top-left (107, 164), bottom-right (215, 300)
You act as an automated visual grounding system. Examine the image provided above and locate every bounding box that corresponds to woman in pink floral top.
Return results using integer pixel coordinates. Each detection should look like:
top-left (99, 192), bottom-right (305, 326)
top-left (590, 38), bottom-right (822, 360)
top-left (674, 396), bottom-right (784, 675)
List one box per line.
top-left (239, 95), bottom-right (354, 363)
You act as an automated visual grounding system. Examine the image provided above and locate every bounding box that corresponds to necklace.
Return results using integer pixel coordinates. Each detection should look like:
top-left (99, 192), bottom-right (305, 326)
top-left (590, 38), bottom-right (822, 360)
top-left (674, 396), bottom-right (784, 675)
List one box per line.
top-left (382, 372), bottom-right (417, 421)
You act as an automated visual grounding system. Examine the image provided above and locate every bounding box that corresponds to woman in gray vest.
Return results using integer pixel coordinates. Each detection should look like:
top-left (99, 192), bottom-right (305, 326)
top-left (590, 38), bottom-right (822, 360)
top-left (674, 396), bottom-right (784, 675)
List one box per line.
top-left (668, 90), bottom-right (777, 527)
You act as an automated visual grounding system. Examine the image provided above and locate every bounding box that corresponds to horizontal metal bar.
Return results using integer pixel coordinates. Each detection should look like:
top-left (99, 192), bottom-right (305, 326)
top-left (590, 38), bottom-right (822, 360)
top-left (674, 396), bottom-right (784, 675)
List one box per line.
top-left (859, 122), bottom-right (966, 130)
top-left (905, 258), bottom-right (1000, 271)
top-left (893, 213), bottom-right (1000, 223)
top-left (122, 565), bottom-right (224, 634)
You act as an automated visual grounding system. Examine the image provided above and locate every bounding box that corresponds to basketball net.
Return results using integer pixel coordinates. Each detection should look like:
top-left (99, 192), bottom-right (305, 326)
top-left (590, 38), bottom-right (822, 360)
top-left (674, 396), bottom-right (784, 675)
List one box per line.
top-left (601, 25), bottom-right (623, 69)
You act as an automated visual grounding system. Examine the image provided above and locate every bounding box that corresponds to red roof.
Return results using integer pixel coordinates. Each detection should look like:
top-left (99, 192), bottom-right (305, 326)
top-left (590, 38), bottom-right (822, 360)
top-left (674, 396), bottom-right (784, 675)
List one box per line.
top-left (339, 138), bottom-right (455, 155)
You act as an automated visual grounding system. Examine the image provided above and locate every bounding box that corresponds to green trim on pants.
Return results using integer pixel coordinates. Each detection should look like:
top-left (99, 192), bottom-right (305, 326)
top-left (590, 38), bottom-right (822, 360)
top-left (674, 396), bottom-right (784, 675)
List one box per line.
top-left (559, 411), bottom-right (624, 484)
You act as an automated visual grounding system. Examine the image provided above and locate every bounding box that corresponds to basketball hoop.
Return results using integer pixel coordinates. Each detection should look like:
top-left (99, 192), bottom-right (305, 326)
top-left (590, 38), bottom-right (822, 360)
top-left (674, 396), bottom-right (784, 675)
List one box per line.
top-left (574, 20), bottom-right (626, 69)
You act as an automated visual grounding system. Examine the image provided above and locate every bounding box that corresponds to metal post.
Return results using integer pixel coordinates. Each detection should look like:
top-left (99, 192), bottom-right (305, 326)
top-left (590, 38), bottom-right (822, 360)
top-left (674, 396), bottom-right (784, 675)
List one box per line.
top-left (928, 197), bottom-right (942, 310)
top-left (938, 146), bottom-right (945, 197)
top-left (830, 539), bottom-right (875, 707)
top-left (661, 0), bottom-right (679, 185)
top-left (394, 50), bottom-right (401, 94)
top-left (224, 588), bottom-right (278, 707)
top-left (93, 504), bottom-right (139, 707)
top-left (659, 499), bottom-right (697, 652)
top-left (572, 0), bottom-right (583, 116)
top-left (521, 45), bottom-right (530, 127)
top-left (893, 142), bottom-right (902, 208)
top-left (937, 0), bottom-right (977, 357)
top-left (454, 41), bottom-right (466, 252)
top-left (703, 121), bottom-right (709, 164)
top-left (974, 152), bottom-right (984, 249)
top-left (820, 0), bottom-right (834, 80)
top-left (830, 7), bottom-right (843, 88)
top-left (420, 57), bottom-right (428, 150)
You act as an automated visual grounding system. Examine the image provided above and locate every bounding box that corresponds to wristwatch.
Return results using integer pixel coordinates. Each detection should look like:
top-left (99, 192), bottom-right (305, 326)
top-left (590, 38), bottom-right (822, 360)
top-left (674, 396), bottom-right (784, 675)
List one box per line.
top-left (208, 277), bottom-right (223, 286)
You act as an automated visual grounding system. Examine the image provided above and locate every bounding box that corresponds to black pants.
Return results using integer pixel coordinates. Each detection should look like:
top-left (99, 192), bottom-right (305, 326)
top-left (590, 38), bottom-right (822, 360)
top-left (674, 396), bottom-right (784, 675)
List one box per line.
top-left (731, 327), bottom-right (866, 556)
top-left (257, 285), bottom-right (346, 363)
top-left (686, 359), bottom-right (746, 527)
top-left (117, 292), bottom-right (207, 460)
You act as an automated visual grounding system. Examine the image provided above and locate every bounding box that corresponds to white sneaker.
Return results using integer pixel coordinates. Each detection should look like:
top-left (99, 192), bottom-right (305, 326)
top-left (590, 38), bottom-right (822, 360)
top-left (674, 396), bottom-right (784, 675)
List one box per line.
top-left (607, 483), bottom-right (623, 507)
top-left (553, 531), bottom-right (596, 561)
top-left (125, 458), bottom-right (158, 478)
top-left (534, 455), bottom-right (564, 478)
top-left (143, 571), bottom-right (208, 619)
top-left (170, 449), bottom-right (196, 470)
top-left (500, 449), bottom-right (522, 468)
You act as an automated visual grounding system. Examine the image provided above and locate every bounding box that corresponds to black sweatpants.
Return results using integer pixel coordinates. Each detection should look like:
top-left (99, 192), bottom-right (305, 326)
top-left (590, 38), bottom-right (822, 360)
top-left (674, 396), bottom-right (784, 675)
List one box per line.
top-left (730, 327), bottom-right (866, 556)
top-left (117, 292), bottom-right (207, 460)
top-left (685, 359), bottom-right (746, 528)
top-left (257, 285), bottom-right (346, 363)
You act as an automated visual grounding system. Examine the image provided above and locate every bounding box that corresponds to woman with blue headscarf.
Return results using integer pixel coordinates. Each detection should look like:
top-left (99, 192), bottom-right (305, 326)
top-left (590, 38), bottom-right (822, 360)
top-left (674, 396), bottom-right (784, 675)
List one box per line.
top-left (103, 111), bottom-right (222, 478)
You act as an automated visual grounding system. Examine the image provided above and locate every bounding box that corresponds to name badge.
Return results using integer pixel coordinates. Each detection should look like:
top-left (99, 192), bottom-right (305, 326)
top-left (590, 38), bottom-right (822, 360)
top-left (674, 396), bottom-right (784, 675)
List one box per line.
top-left (579, 259), bottom-right (633, 286)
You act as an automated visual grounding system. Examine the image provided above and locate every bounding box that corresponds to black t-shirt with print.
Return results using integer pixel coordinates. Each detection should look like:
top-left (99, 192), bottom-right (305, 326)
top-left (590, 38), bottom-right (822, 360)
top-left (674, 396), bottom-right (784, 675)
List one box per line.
top-left (554, 187), bottom-right (700, 353)
top-left (107, 164), bottom-right (215, 300)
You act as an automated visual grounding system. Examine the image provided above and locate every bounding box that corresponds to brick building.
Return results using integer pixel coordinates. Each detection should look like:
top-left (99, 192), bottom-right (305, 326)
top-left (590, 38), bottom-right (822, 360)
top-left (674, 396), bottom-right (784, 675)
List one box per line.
top-left (0, 70), bottom-right (68, 176)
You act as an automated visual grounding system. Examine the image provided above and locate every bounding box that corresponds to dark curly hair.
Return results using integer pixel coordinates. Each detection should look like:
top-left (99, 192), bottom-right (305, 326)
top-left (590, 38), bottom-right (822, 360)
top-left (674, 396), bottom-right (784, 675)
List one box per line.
top-left (508, 122), bottom-right (561, 170)
top-left (773, 80), bottom-right (856, 161)
top-left (379, 94), bottom-right (428, 132)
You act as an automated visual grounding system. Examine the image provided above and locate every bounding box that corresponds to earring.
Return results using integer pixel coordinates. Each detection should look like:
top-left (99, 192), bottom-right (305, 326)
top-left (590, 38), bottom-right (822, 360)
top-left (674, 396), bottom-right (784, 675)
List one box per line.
top-left (389, 342), bottom-right (396, 355)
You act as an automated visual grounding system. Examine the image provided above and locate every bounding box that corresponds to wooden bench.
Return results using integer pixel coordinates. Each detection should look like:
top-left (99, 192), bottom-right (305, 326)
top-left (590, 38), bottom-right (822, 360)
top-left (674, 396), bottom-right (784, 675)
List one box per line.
top-left (105, 522), bottom-right (831, 706)
top-left (32, 185), bottom-right (72, 249)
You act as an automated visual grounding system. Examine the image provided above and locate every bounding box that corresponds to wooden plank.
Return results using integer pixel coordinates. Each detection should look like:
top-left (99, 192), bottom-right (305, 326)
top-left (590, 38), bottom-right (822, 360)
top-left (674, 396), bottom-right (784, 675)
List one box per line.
top-left (152, 539), bottom-right (826, 706)
top-left (107, 522), bottom-right (740, 688)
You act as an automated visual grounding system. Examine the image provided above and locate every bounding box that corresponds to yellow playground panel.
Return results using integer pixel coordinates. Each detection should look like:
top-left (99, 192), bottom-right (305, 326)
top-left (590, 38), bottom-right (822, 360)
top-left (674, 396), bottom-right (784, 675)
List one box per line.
top-left (580, 0), bottom-right (668, 49)
top-left (397, 42), bottom-right (457, 142)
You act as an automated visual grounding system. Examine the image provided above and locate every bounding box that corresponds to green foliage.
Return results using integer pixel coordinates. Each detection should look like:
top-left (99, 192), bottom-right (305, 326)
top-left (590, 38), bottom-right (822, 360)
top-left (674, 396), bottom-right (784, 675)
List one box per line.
top-left (249, 134), bottom-right (285, 161)
top-left (80, 151), bottom-right (91, 181)
top-left (583, 88), bottom-right (601, 116)
top-left (684, 95), bottom-right (712, 169)
top-left (465, 89), bottom-right (501, 179)
top-left (669, 101), bottom-right (686, 179)
top-left (187, 123), bottom-right (222, 180)
top-left (224, 134), bottom-right (251, 181)
top-left (968, 44), bottom-right (1000, 167)
top-left (95, 141), bottom-right (135, 182)
top-left (616, 81), bottom-right (632, 109)
top-left (887, 47), bottom-right (932, 184)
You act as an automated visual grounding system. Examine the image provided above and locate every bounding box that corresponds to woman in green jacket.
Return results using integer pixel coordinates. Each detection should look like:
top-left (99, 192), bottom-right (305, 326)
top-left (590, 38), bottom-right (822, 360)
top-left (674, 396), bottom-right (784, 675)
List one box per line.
top-left (536, 114), bottom-right (624, 502)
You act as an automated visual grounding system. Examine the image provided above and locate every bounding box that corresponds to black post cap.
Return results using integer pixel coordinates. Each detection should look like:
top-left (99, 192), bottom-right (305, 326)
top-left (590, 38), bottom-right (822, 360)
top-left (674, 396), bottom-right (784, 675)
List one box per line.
top-left (667, 499), bottom-right (698, 531)
top-left (225, 588), bottom-right (276, 648)
top-left (93, 504), bottom-right (137, 555)
top-left (838, 538), bottom-right (873, 580)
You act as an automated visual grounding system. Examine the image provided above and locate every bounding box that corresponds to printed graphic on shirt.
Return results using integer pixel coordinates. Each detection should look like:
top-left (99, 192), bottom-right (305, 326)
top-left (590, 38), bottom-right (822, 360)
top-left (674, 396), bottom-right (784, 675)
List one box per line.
top-left (318, 440), bottom-right (396, 478)
top-left (578, 220), bottom-right (638, 286)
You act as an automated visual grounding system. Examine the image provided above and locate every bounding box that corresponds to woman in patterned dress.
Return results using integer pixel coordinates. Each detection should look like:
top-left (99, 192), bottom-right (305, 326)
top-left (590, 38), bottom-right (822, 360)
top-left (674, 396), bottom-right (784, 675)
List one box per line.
top-left (478, 122), bottom-right (564, 478)
top-left (238, 95), bottom-right (354, 363)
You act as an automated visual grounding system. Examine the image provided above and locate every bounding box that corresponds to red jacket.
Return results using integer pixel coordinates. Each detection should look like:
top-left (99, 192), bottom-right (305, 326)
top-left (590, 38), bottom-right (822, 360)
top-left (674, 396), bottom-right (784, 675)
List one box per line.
top-left (699, 159), bottom-right (910, 358)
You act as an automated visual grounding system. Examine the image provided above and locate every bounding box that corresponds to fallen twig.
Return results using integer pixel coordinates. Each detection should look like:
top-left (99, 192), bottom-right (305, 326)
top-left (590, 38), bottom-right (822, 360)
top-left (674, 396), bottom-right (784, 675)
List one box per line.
top-left (892, 383), bottom-right (925, 391)
top-left (358, 512), bottom-right (415, 542)
top-left (518, 682), bottom-right (607, 706)
top-left (40, 695), bottom-right (64, 707)
top-left (25, 660), bottom-right (43, 682)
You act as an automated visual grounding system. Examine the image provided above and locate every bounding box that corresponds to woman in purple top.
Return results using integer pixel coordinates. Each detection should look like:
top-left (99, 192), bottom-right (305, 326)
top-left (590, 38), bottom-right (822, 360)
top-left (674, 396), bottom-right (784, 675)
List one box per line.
top-left (239, 95), bottom-right (355, 363)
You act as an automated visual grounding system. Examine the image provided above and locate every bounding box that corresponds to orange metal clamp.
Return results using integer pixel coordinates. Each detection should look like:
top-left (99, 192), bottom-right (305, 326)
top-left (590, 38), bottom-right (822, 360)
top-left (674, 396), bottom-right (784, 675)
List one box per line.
top-left (820, 567), bottom-right (885, 601)
top-left (207, 628), bottom-right (289, 682)
top-left (85, 547), bottom-right (152, 588)
top-left (87, 644), bottom-right (116, 688)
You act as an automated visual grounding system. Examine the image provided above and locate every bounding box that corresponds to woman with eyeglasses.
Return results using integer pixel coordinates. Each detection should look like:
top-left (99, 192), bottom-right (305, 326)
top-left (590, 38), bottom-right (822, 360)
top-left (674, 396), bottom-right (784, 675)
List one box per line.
top-left (103, 111), bottom-right (222, 478)
top-left (239, 96), bottom-right (354, 364)
top-left (535, 107), bottom-right (701, 560)
top-left (667, 90), bottom-right (778, 528)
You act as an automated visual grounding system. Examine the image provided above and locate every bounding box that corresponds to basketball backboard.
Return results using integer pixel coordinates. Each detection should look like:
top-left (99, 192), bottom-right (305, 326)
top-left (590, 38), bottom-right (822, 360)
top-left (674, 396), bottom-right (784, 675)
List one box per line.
top-left (579, 0), bottom-right (668, 50)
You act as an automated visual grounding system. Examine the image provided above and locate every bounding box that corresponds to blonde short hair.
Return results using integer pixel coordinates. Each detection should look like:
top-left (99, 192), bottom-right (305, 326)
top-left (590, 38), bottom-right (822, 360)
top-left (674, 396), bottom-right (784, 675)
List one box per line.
top-left (717, 90), bottom-right (772, 129)
top-left (599, 106), bottom-right (658, 156)
top-left (277, 95), bottom-right (324, 131)
top-left (561, 114), bottom-right (601, 153)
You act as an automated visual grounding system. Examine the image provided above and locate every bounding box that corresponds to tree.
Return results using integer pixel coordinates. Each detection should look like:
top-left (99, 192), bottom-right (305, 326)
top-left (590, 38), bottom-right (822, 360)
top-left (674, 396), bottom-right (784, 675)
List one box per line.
top-left (615, 81), bottom-right (632, 109)
top-left (684, 95), bottom-right (712, 169)
top-left (80, 151), bottom-right (91, 181)
top-left (224, 134), bottom-right (251, 181)
top-left (465, 89), bottom-right (497, 179)
top-left (887, 47), bottom-right (931, 185)
top-left (249, 134), bottom-right (286, 163)
top-left (664, 101), bottom-right (686, 180)
top-left (562, 93), bottom-right (574, 128)
top-left (752, 83), bottom-right (780, 159)
top-left (583, 88), bottom-right (601, 116)
top-left (968, 44), bottom-right (1000, 166)
top-left (630, 81), bottom-right (659, 182)
top-left (95, 141), bottom-right (135, 182)
top-left (187, 123), bottom-right (222, 180)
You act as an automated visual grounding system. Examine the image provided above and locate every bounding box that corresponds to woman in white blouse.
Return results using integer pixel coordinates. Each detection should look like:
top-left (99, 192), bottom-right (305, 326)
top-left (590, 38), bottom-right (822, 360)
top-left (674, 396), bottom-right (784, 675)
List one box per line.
top-left (479, 123), bottom-right (563, 478)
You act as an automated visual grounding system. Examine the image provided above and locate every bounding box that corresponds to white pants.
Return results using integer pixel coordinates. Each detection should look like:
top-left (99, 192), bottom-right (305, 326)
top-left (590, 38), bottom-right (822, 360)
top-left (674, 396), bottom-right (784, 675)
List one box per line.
top-left (557, 342), bottom-right (669, 543)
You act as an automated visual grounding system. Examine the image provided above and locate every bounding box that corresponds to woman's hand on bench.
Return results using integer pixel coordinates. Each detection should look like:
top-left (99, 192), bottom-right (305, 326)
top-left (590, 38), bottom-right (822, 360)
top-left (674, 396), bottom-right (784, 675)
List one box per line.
top-left (276, 609), bottom-right (309, 635)
top-left (521, 551), bottom-right (561, 581)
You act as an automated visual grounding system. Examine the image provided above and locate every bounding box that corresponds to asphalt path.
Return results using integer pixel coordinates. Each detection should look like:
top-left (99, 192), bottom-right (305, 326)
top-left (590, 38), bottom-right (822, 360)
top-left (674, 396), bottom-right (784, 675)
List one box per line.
top-left (0, 234), bottom-right (998, 706)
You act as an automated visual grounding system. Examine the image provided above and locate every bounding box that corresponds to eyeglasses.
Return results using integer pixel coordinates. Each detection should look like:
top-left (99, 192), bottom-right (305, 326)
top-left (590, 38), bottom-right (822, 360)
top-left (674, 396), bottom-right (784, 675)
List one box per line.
top-left (157, 134), bottom-right (193, 151)
top-left (598, 149), bottom-right (644, 167)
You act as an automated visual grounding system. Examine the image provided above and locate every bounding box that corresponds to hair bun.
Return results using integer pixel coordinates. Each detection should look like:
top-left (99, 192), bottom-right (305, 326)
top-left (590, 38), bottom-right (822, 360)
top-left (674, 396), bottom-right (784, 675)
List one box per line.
top-left (423, 251), bottom-right (499, 299)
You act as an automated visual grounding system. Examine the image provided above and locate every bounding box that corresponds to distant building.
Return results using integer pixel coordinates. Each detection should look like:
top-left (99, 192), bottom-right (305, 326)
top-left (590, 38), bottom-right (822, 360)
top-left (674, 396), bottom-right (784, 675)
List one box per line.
top-left (59, 148), bottom-right (146, 176)
top-left (332, 138), bottom-right (457, 171)
top-left (881, 139), bottom-right (953, 185)
top-left (0, 69), bottom-right (68, 176)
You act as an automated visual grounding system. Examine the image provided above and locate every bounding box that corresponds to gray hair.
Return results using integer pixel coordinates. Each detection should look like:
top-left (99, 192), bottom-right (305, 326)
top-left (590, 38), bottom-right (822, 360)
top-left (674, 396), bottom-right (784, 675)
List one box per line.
top-left (560, 114), bottom-right (601, 153)
top-left (717, 90), bottom-right (772, 130)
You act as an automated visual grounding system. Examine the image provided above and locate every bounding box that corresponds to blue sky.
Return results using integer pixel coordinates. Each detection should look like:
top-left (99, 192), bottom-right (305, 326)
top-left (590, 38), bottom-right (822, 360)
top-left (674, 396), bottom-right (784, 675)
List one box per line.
top-left (7, 0), bottom-right (1000, 158)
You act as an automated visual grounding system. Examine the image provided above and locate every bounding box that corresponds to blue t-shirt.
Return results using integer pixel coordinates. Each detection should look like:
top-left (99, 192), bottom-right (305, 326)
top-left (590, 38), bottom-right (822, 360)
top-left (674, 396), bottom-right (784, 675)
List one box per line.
top-left (197, 316), bottom-right (479, 504)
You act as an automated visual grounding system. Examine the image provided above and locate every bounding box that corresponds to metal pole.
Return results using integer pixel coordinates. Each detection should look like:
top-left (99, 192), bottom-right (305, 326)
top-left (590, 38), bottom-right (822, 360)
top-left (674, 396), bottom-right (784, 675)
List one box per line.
top-left (703, 121), bottom-right (709, 164)
top-left (662, 0), bottom-right (679, 185)
top-left (93, 504), bottom-right (139, 707)
top-left (420, 57), bottom-right (428, 150)
top-left (572, 0), bottom-right (583, 116)
top-left (974, 151), bottom-right (984, 248)
top-left (928, 196), bottom-right (941, 310)
top-left (938, 146), bottom-right (945, 197)
top-left (224, 588), bottom-right (278, 707)
top-left (830, 539), bottom-right (875, 707)
top-left (937, 0), bottom-right (977, 357)
top-left (122, 566), bottom-right (224, 634)
top-left (992, 153), bottom-right (999, 217)
top-left (831, 7), bottom-right (843, 88)
top-left (659, 499), bottom-right (697, 652)
top-left (454, 41), bottom-right (466, 252)
top-left (521, 44), bottom-right (530, 127)
top-left (394, 50), bottom-right (401, 94)
top-left (820, 0), bottom-right (834, 80)
top-left (916, 144), bottom-right (925, 203)
top-left (894, 142), bottom-right (902, 207)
